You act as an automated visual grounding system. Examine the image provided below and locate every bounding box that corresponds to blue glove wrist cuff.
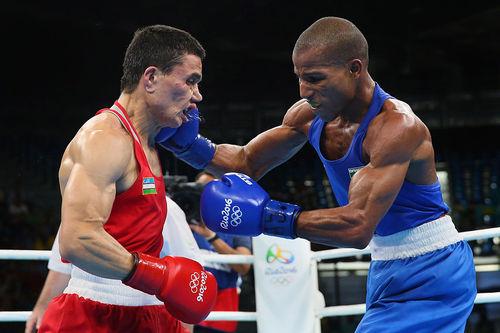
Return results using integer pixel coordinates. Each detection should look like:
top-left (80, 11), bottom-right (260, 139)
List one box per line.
top-left (263, 200), bottom-right (301, 239)
top-left (175, 135), bottom-right (216, 169)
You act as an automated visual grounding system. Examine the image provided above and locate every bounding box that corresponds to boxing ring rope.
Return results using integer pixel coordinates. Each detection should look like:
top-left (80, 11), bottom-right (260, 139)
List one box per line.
top-left (315, 292), bottom-right (500, 319)
top-left (0, 226), bottom-right (499, 324)
top-left (318, 256), bottom-right (500, 271)
top-left (201, 253), bottom-right (254, 264)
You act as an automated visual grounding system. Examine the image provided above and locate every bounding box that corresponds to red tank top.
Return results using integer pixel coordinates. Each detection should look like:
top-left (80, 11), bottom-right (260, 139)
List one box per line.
top-left (96, 102), bottom-right (167, 257)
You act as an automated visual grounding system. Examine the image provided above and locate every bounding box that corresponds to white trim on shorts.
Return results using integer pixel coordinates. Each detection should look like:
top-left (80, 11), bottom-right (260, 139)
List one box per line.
top-left (63, 266), bottom-right (163, 306)
top-left (369, 215), bottom-right (463, 261)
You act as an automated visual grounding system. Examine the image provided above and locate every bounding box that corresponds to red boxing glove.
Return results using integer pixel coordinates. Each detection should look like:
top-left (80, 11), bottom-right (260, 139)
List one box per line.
top-left (123, 253), bottom-right (217, 324)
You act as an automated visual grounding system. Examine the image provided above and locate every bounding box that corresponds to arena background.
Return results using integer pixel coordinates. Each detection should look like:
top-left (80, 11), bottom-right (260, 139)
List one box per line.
top-left (1, 1), bottom-right (499, 332)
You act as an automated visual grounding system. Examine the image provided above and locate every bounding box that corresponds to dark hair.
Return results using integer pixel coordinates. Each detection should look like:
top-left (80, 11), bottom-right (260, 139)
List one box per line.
top-left (294, 17), bottom-right (368, 66)
top-left (120, 25), bottom-right (206, 93)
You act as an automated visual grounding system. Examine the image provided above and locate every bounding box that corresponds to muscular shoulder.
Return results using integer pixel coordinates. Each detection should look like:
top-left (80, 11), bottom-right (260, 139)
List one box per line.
top-left (365, 99), bottom-right (428, 164)
top-left (67, 113), bottom-right (134, 180)
top-left (282, 99), bottom-right (316, 134)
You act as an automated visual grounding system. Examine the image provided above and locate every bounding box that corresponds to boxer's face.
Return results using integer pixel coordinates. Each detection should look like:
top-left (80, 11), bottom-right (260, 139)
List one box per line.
top-left (150, 54), bottom-right (203, 128)
top-left (293, 47), bottom-right (356, 121)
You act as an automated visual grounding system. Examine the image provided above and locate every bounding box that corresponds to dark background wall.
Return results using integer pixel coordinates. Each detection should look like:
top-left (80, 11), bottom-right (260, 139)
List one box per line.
top-left (0, 1), bottom-right (499, 332)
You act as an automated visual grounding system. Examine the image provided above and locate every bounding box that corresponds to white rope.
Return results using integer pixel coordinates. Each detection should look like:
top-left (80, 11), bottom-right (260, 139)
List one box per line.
top-left (318, 256), bottom-right (500, 271)
top-left (0, 226), bottom-right (498, 324)
top-left (205, 311), bottom-right (257, 321)
top-left (317, 304), bottom-right (366, 318)
top-left (312, 227), bottom-right (500, 262)
top-left (200, 253), bottom-right (254, 264)
top-left (0, 250), bottom-right (50, 260)
top-left (461, 227), bottom-right (500, 241)
top-left (316, 292), bottom-right (500, 318)
top-left (2, 292), bottom-right (500, 322)
top-left (1, 227), bottom-right (499, 262)
top-left (0, 250), bottom-right (255, 263)
top-left (474, 292), bottom-right (500, 304)
top-left (311, 247), bottom-right (370, 261)
top-left (0, 311), bottom-right (31, 322)
top-left (318, 261), bottom-right (371, 270)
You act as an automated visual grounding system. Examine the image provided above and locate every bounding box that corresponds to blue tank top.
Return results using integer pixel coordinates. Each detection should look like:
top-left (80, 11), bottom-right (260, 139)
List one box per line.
top-left (308, 83), bottom-right (449, 236)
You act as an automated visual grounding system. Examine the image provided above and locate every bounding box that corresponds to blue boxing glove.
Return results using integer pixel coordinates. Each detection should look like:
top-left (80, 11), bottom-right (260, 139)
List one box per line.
top-left (200, 173), bottom-right (301, 239)
top-left (157, 108), bottom-right (216, 169)
top-left (155, 127), bottom-right (177, 143)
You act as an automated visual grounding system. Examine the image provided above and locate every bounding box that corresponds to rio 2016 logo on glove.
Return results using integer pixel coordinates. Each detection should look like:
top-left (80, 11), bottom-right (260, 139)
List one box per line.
top-left (220, 198), bottom-right (243, 230)
top-left (189, 271), bottom-right (208, 302)
top-left (234, 173), bottom-right (253, 186)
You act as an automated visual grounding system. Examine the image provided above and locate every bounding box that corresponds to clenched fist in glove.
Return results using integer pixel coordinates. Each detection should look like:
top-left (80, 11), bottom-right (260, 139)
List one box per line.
top-left (201, 172), bottom-right (302, 239)
top-left (123, 253), bottom-right (217, 324)
top-left (156, 108), bottom-right (215, 169)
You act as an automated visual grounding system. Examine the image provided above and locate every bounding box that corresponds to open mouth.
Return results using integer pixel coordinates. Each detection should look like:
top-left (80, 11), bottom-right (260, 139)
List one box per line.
top-left (307, 100), bottom-right (320, 109)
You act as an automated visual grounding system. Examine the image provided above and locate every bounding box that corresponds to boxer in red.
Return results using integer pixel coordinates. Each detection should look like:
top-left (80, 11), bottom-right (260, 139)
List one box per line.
top-left (39, 25), bottom-right (217, 333)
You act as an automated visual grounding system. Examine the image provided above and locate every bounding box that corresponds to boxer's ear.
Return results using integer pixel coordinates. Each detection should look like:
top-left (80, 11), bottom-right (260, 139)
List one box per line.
top-left (348, 59), bottom-right (362, 76)
top-left (143, 66), bottom-right (160, 93)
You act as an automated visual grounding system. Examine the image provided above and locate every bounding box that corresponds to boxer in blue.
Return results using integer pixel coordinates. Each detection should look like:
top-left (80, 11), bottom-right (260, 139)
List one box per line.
top-left (159, 17), bottom-right (476, 332)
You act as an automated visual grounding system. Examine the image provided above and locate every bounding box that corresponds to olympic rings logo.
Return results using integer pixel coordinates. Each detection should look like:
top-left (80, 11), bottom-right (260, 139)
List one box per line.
top-left (230, 206), bottom-right (242, 227)
top-left (189, 272), bottom-right (200, 293)
top-left (270, 276), bottom-right (292, 285)
top-left (220, 198), bottom-right (244, 229)
top-left (189, 271), bottom-right (209, 302)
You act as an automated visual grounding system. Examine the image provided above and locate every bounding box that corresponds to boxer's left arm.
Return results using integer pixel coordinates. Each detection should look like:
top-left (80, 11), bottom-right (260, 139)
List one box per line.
top-left (202, 112), bottom-right (425, 249)
top-left (26, 227), bottom-right (73, 332)
top-left (207, 100), bottom-right (312, 180)
top-left (25, 270), bottom-right (70, 333)
top-left (296, 112), bottom-right (425, 248)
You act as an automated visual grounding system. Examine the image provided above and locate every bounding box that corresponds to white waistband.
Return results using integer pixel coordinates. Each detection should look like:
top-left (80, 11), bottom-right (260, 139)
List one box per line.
top-left (369, 215), bottom-right (463, 261)
top-left (64, 266), bottom-right (163, 306)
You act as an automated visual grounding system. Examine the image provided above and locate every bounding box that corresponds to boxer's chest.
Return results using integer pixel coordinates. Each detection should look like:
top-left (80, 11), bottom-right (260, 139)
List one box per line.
top-left (142, 145), bottom-right (162, 177)
top-left (118, 145), bottom-right (162, 193)
top-left (319, 121), bottom-right (361, 161)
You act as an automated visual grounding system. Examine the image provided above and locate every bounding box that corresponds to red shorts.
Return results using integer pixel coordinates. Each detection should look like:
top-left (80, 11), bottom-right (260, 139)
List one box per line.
top-left (39, 294), bottom-right (184, 333)
top-left (198, 288), bottom-right (239, 333)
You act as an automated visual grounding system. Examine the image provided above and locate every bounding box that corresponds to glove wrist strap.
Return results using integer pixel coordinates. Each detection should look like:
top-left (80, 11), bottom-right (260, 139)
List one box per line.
top-left (263, 200), bottom-right (301, 239)
top-left (122, 252), bottom-right (164, 295)
top-left (122, 252), bottom-right (139, 283)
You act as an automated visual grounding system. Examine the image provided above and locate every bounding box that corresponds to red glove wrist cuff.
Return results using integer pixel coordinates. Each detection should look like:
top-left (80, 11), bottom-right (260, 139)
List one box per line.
top-left (122, 252), bottom-right (167, 295)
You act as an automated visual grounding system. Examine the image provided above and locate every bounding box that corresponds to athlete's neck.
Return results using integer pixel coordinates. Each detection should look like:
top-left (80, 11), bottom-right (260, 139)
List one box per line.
top-left (116, 93), bottom-right (159, 147)
top-left (337, 75), bottom-right (375, 124)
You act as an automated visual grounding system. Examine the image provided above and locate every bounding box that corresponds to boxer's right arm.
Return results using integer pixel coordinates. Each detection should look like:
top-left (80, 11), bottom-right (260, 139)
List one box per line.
top-left (61, 124), bottom-right (217, 323)
top-left (207, 100), bottom-right (311, 180)
top-left (59, 125), bottom-right (135, 279)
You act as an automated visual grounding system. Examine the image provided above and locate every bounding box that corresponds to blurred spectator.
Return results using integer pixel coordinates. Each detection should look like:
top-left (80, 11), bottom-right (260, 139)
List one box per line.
top-left (8, 190), bottom-right (29, 220)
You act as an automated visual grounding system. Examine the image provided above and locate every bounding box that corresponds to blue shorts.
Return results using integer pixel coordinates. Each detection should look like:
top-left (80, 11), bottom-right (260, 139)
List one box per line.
top-left (356, 240), bottom-right (476, 333)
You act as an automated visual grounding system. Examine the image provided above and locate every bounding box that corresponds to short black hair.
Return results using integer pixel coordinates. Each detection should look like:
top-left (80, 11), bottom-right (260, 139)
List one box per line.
top-left (120, 25), bottom-right (206, 93)
top-left (294, 17), bottom-right (368, 66)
